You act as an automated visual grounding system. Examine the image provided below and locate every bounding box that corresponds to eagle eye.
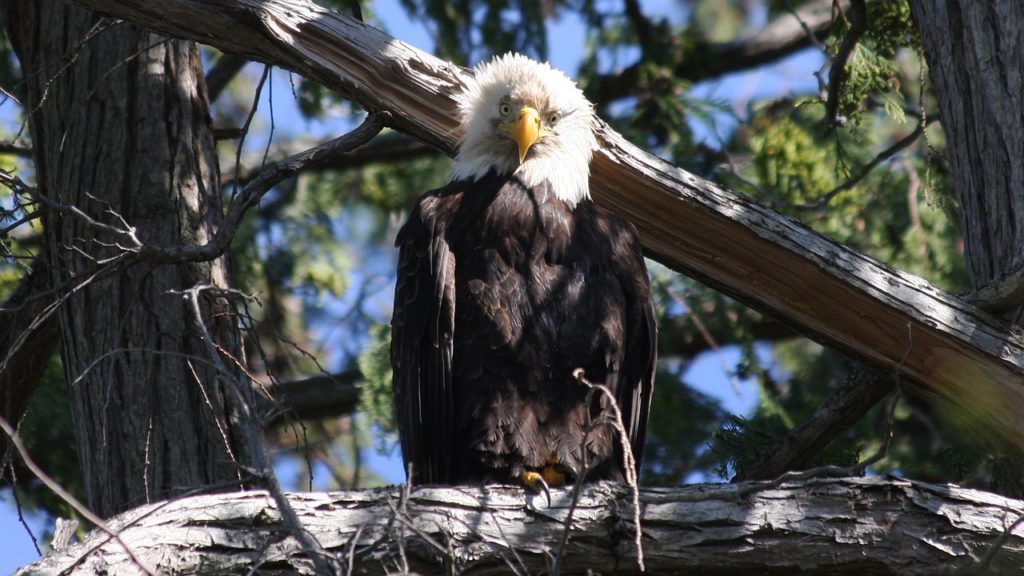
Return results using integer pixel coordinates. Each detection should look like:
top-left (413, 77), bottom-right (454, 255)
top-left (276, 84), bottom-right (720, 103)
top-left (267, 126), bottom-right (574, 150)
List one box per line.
top-left (547, 112), bottom-right (560, 125)
top-left (499, 103), bottom-right (512, 116)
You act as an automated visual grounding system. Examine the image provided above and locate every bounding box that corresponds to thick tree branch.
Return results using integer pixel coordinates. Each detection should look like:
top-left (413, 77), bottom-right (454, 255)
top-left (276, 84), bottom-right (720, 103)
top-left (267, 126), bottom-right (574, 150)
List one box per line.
top-left (589, 0), bottom-right (849, 104)
top-left (260, 370), bottom-right (360, 426)
top-left (823, 0), bottom-right (866, 127)
top-left (738, 369), bottom-right (894, 480)
top-left (61, 0), bottom-right (1024, 453)
top-left (15, 478), bottom-right (1024, 575)
top-left (205, 52), bottom-right (249, 101)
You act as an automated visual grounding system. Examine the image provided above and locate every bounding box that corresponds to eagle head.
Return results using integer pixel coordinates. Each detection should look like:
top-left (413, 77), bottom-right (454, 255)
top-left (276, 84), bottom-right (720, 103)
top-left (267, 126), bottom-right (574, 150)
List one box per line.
top-left (451, 53), bottom-right (598, 206)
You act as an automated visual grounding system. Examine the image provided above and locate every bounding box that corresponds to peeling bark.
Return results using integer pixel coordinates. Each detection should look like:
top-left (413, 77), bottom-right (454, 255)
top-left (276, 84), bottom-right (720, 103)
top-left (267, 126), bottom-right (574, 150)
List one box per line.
top-left (14, 478), bottom-right (1024, 575)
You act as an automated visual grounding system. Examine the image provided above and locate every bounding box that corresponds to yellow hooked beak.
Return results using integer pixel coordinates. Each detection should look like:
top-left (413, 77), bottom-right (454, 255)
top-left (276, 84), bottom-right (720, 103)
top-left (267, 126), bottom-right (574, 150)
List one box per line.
top-left (512, 106), bottom-right (541, 165)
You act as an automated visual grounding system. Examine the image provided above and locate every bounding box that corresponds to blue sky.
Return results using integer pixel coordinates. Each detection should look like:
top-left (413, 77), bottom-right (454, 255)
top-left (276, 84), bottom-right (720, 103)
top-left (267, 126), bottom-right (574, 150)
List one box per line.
top-left (0, 1), bottom-right (825, 572)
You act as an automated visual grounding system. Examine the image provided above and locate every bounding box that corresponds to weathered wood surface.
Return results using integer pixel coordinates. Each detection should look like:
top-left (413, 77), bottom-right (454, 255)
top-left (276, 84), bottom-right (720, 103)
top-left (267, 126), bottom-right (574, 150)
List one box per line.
top-left (61, 0), bottom-right (1024, 447)
top-left (15, 478), bottom-right (1024, 575)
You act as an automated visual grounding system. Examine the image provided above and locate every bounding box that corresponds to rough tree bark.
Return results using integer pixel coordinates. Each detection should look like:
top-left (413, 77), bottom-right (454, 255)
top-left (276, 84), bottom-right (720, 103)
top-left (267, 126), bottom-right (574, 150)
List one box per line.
top-left (7, 1), bottom-right (256, 517)
top-left (908, 0), bottom-right (1024, 293)
top-left (14, 478), bottom-right (1024, 575)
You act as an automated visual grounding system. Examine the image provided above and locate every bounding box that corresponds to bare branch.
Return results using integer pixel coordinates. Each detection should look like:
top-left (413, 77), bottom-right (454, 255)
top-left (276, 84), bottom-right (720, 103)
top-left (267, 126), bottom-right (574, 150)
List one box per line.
top-left (226, 130), bottom-right (436, 195)
top-left (589, 0), bottom-right (850, 104)
top-left (205, 52), bottom-right (249, 101)
top-left (0, 415), bottom-right (159, 576)
top-left (823, 0), bottom-right (867, 127)
top-left (570, 369), bottom-right (644, 573)
top-left (181, 284), bottom-right (340, 575)
top-left (140, 112), bottom-right (388, 263)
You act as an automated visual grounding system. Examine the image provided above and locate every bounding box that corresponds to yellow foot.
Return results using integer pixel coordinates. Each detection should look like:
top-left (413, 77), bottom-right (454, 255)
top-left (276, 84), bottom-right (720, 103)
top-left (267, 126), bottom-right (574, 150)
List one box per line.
top-left (540, 464), bottom-right (568, 488)
top-left (520, 470), bottom-right (551, 506)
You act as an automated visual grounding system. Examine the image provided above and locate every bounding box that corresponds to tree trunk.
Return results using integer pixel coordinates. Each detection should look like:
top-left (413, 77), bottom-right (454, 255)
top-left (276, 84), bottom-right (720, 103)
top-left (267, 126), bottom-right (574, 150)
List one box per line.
top-left (908, 0), bottom-right (1024, 497)
top-left (13, 478), bottom-right (1024, 575)
top-left (7, 0), bottom-right (254, 517)
top-left (908, 0), bottom-right (1024, 290)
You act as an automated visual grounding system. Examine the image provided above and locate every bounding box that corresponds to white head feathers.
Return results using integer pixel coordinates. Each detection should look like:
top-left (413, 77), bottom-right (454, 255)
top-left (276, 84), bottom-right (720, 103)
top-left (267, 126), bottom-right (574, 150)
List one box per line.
top-left (450, 53), bottom-right (597, 206)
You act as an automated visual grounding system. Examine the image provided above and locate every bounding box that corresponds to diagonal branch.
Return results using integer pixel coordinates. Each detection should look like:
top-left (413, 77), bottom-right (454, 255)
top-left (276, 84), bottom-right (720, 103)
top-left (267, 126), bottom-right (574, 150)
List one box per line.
top-left (823, 0), bottom-right (867, 127)
top-left (791, 116), bottom-right (932, 211)
top-left (0, 415), bottom-right (159, 576)
top-left (205, 52), bottom-right (248, 101)
top-left (589, 0), bottom-right (850, 105)
top-left (137, 112), bottom-right (388, 263)
top-left (738, 369), bottom-right (894, 481)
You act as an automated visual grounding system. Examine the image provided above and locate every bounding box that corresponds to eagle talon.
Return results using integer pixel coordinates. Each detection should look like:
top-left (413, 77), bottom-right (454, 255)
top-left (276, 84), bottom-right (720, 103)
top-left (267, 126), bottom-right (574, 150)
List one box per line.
top-left (520, 471), bottom-right (551, 507)
top-left (541, 463), bottom-right (570, 488)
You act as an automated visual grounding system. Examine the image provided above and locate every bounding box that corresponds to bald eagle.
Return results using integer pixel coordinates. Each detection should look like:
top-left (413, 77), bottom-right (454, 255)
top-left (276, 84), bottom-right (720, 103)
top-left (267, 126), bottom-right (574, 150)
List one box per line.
top-left (391, 53), bottom-right (656, 491)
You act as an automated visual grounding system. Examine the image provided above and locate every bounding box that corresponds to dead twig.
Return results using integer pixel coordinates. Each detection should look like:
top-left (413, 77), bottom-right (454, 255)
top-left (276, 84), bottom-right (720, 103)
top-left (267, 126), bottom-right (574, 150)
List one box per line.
top-left (791, 119), bottom-right (932, 211)
top-left (181, 284), bottom-right (340, 576)
top-left (139, 112), bottom-right (389, 264)
top-left (558, 369), bottom-right (644, 573)
top-left (0, 415), bottom-right (159, 576)
top-left (970, 513), bottom-right (1024, 574)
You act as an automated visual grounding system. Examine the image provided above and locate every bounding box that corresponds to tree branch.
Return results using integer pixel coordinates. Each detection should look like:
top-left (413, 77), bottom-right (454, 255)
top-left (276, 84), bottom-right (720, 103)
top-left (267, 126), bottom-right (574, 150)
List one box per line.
top-left (227, 130), bottom-right (436, 191)
top-left (790, 117), bottom-right (932, 211)
top-left (137, 112), bottom-right (387, 263)
top-left (739, 369), bottom-right (894, 480)
top-left (823, 0), bottom-right (867, 127)
top-left (260, 370), bottom-right (360, 426)
top-left (205, 52), bottom-right (249, 101)
top-left (589, 0), bottom-right (849, 104)
top-left (0, 141), bottom-right (32, 157)
top-left (14, 478), bottom-right (1024, 575)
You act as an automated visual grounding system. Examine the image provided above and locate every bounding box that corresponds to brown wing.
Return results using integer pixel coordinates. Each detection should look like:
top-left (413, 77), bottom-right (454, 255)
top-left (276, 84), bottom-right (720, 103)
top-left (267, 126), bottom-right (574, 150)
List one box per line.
top-left (390, 181), bottom-right (466, 485)
top-left (598, 208), bottom-right (658, 477)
